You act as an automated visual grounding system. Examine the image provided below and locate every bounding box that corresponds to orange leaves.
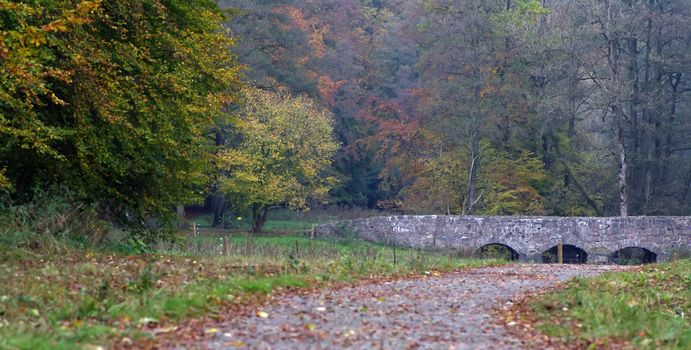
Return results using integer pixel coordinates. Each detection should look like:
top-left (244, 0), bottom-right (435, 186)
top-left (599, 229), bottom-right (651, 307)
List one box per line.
top-left (408, 88), bottom-right (432, 107)
top-left (272, 5), bottom-right (328, 58)
top-left (41, 19), bottom-right (69, 33)
top-left (479, 84), bottom-right (498, 98)
top-left (272, 6), bottom-right (312, 32)
top-left (317, 75), bottom-right (347, 107)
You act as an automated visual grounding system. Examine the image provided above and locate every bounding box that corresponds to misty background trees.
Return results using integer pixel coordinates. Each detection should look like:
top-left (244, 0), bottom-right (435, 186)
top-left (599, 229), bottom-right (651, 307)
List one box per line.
top-left (220, 0), bottom-right (691, 217)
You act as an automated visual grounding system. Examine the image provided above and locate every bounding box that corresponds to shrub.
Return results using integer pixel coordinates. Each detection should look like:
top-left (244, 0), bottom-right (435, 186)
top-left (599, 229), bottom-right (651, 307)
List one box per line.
top-left (0, 191), bottom-right (108, 253)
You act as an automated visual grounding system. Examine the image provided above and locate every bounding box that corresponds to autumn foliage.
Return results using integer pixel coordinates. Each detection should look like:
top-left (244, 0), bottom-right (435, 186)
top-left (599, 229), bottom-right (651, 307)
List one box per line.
top-left (0, 0), bottom-right (242, 226)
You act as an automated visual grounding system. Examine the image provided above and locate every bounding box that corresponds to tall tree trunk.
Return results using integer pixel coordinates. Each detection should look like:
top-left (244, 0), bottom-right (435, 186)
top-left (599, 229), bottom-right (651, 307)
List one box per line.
top-left (251, 204), bottom-right (269, 233)
top-left (641, 10), bottom-right (654, 214)
top-left (464, 82), bottom-right (483, 215)
top-left (465, 134), bottom-right (480, 215)
top-left (176, 204), bottom-right (185, 228)
top-left (210, 195), bottom-right (227, 227)
top-left (662, 73), bottom-right (681, 181)
top-left (612, 105), bottom-right (628, 217)
top-left (627, 37), bottom-right (643, 213)
top-left (208, 126), bottom-right (228, 228)
top-left (680, 168), bottom-right (691, 206)
top-left (605, 0), bottom-right (628, 217)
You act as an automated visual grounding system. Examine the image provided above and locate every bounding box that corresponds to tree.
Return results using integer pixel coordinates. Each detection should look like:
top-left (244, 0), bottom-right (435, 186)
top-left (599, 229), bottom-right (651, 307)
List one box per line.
top-left (220, 88), bottom-right (338, 232)
top-left (0, 0), bottom-right (242, 230)
top-left (554, 0), bottom-right (691, 216)
top-left (477, 149), bottom-right (547, 215)
top-left (400, 145), bottom-right (547, 216)
top-left (415, 0), bottom-right (519, 214)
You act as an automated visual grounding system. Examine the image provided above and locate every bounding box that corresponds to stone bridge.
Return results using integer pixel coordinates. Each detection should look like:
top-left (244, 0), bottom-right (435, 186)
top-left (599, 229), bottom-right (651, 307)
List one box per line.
top-left (314, 216), bottom-right (691, 263)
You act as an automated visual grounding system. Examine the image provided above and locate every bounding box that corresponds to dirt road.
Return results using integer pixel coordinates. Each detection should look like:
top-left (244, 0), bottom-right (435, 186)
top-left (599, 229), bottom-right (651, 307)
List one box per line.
top-left (204, 264), bottom-right (627, 349)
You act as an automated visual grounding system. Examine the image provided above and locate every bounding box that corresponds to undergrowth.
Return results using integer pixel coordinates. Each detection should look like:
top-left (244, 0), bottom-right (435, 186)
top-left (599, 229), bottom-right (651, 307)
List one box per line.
top-left (0, 193), bottom-right (108, 257)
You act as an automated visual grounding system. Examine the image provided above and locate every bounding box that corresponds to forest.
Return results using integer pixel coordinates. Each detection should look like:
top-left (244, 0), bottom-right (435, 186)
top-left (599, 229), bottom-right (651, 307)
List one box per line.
top-left (1, 0), bottom-right (690, 237)
top-left (220, 0), bottom-right (691, 219)
top-left (1, 1), bottom-right (690, 349)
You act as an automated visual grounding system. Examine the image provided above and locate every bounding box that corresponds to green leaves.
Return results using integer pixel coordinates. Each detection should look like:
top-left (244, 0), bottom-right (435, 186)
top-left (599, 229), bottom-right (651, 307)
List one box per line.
top-left (0, 0), bottom-right (242, 228)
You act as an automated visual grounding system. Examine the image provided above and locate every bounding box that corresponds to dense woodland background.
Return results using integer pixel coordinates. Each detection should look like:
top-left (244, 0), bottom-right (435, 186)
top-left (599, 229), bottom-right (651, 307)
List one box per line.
top-left (219, 0), bottom-right (691, 218)
top-left (1, 0), bottom-right (690, 239)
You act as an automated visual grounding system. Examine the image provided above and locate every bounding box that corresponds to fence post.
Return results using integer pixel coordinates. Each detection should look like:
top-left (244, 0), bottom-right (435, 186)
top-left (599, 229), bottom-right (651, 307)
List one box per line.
top-left (558, 241), bottom-right (564, 264)
top-left (393, 241), bottom-right (397, 267)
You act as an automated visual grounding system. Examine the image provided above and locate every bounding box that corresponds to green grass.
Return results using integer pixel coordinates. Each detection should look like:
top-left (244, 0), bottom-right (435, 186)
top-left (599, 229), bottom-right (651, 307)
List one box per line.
top-left (530, 259), bottom-right (691, 349)
top-left (0, 234), bottom-right (501, 349)
top-left (191, 214), bottom-right (317, 232)
top-left (189, 206), bottom-right (382, 232)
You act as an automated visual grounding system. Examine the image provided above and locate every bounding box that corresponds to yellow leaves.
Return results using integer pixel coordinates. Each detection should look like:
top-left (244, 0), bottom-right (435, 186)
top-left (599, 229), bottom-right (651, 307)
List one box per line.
top-left (38, 1), bottom-right (101, 34)
top-left (0, 168), bottom-right (12, 192)
top-left (42, 19), bottom-right (69, 33)
top-left (155, 325), bottom-right (178, 334)
top-left (224, 341), bottom-right (247, 348)
top-left (74, 0), bottom-right (102, 17)
top-left (256, 310), bottom-right (269, 318)
top-left (480, 149), bottom-right (547, 215)
top-left (24, 27), bottom-right (47, 47)
top-left (221, 87), bottom-right (338, 212)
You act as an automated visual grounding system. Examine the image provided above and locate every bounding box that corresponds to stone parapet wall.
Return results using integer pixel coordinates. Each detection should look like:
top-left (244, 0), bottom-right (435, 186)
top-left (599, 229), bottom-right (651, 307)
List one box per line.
top-left (314, 216), bottom-right (691, 262)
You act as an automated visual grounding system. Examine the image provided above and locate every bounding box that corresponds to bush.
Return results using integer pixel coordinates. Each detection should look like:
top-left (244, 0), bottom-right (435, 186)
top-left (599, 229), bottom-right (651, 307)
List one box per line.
top-left (0, 192), bottom-right (108, 253)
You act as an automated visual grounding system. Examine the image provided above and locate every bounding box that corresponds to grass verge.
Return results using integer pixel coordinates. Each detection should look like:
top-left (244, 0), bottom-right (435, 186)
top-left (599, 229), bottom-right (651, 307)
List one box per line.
top-left (526, 259), bottom-right (690, 349)
top-left (0, 234), bottom-right (501, 349)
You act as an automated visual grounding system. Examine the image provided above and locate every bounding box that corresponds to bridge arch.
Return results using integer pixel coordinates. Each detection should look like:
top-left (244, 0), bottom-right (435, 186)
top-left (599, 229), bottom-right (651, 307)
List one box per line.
top-left (476, 243), bottom-right (520, 261)
top-left (611, 247), bottom-right (657, 265)
top-left (542, 244), bottom-right (588, 264)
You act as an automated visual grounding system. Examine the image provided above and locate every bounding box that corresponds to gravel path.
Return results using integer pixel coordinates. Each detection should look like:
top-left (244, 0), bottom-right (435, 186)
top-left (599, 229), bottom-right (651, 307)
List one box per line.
top-left (205, 264), bottom-right (628, 350)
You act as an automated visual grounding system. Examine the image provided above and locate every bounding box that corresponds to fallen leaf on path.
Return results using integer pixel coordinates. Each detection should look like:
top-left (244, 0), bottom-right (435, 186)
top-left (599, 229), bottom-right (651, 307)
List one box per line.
top-left (154, 326), bottom-right (178, 334)
top-left (224, 340), bottom-right (246, 347)
top-left (137, 317), bottom-right (159, 326)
